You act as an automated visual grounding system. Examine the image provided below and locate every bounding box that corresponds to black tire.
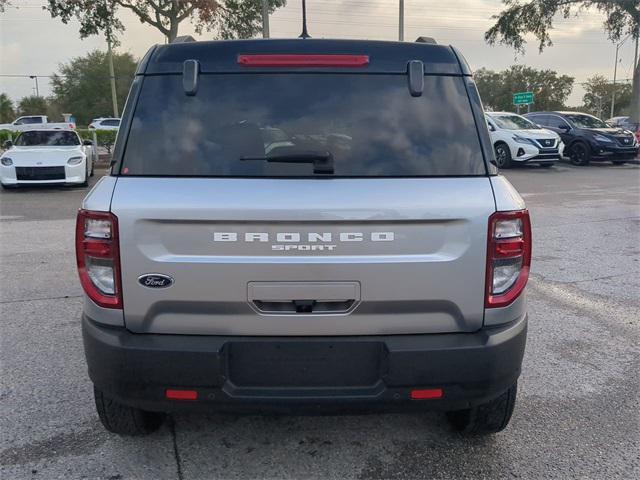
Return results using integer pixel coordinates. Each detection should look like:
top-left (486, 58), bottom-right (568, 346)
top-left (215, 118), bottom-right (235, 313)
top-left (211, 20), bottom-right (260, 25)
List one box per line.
top-left (612, 161), bottom-right (626, 166)
top-left (80, 163), bottom-right (89, 187)
top-left (539, 162), bottom-right (554, 168)
top-left (94, 386), bottom-right (165, 435)
top-left (90, 160), bottom-right (95, 177)
top-left (446, 383), bottom-right (517, 435)
top-left (494, 142), bottom-right (513, 169)
top-left (568, 142), bottom-right (591, 166)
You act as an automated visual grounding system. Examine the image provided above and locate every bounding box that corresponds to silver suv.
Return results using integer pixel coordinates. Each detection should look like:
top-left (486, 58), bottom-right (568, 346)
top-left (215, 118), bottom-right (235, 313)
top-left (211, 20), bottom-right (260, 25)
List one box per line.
top-left (76, 39), bottom-right (530, 436)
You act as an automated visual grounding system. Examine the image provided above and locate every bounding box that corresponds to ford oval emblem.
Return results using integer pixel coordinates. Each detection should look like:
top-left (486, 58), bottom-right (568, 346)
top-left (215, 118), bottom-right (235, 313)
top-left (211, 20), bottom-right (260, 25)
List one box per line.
top-left (138, 274), bottom-right (174, 289)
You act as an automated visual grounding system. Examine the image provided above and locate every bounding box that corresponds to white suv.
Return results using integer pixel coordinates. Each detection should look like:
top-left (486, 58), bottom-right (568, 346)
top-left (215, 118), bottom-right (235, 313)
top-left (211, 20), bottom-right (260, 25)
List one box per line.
top-left (88, 118), bottom-right (121, 130)
top-left (485, 112), bottom-right (563, 168)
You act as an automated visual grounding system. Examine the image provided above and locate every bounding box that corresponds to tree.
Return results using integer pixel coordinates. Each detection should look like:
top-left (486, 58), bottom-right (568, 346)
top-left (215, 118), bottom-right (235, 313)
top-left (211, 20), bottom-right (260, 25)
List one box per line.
top-left (485, 0), bottom-right (640, 121)
top-left (0, 94), bottom-right (15, 123)
top-left (582, 75), bottom-right (633, 118)
top-left (17, 96), bottom-right (49, 116)
top-left (475, 65), bottom-right (575, 112)
top-left (50, 50), bottom-right (138, 126)
top-left (46, 0), bottom-right (287, 43)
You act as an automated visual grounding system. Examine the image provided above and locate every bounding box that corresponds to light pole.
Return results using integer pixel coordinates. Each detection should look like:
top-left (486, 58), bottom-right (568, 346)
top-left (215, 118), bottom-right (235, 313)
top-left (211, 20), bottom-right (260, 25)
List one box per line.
top-left (261, 0), bottom-right (270, 38)
top-left (399, 0), bottom-right (404, 41)
top-left (611, 34), bottom-right (631, 118)
top-left (29, 76), bottom-right (39, 97)
top-left (107, 38), bottom-right (119, 117)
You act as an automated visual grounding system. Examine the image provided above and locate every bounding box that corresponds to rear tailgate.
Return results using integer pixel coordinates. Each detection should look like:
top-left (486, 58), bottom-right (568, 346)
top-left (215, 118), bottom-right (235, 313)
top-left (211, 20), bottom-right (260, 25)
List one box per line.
top-left (112, 177), bottom-right (495, 335)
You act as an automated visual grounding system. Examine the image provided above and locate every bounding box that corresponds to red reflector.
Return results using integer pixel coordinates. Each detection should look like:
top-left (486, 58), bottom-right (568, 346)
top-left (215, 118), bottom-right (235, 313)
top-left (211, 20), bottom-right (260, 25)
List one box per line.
top-left (494, 239), bottom-right (525, 258)
top-left (410, 388), bottom-right (443, 400)
top-left (237, 54), bottom-right (369, 67)
top-left (165, 389), bottom-right (198, 401)
top-left (83, 240), bottom-right (112, 257)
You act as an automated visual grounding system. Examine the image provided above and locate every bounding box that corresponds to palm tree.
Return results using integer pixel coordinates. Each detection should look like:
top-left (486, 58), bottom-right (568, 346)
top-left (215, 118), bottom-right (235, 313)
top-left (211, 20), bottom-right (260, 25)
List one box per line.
top-left (0, 93), bottom-right (15, 123)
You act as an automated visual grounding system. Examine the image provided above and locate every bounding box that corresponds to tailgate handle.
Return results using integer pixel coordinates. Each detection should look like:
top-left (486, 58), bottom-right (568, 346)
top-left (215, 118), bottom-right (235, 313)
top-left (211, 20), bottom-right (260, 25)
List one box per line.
top-left (293, 300), bottom-right (315, 313)
top-left (248, 282), bottom-right (360, 315)
top-left (253, 299), bottom-right (355, 314)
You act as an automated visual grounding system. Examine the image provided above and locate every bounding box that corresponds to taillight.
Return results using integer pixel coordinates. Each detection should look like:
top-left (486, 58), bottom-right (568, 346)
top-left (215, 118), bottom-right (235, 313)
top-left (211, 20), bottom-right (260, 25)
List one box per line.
top-left (485, 210), bottom-right (532, 308)
top-left (75, 210), bottom-right (122, 309)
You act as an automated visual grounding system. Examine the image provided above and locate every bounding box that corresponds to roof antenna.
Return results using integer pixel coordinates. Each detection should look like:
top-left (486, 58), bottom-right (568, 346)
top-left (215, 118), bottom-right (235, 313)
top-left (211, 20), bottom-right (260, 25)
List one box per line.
top-left (299, 0), bottom-right (311, 38)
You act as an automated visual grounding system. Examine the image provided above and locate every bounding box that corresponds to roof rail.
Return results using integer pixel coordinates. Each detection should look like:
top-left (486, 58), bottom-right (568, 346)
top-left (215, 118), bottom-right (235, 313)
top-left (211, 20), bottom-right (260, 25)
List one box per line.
top-left (173, 35), bottom-right (196, 43)
top-left (415, 36), bottom-right (437, 44)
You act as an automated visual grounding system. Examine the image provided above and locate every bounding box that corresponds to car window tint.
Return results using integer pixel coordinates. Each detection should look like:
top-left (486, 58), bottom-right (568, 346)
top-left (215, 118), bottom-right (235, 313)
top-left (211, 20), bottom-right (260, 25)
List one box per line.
top-left (544, 116), bottom-right (568, 129)
top-left (565, 114), bottom-right (608, 129)
top-left (122, 74), bottom-right (487, 177)
top-left (526, 114), bottom-right (548, 127)
top-left (23, 117), bottom-right (43, 124)
top-left (15, 131), bottom-right (80, 146)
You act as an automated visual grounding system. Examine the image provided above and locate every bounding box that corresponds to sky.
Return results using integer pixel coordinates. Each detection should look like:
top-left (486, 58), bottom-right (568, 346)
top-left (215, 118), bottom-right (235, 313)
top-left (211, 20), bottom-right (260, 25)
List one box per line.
top-left (0, 0), bottom-right (633, 109)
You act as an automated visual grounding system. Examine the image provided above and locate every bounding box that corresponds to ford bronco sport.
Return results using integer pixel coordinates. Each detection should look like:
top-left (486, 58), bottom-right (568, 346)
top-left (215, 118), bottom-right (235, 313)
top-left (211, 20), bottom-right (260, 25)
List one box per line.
top-left (77, 38), bottom-right (530, 436)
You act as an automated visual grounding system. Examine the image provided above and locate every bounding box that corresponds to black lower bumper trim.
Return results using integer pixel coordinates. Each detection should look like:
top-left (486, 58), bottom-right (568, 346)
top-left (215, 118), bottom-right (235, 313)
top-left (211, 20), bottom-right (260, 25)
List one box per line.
top-left (82, 315), bottom-right (527, 413)
top-left (591, 145), bottom-right (639, 160)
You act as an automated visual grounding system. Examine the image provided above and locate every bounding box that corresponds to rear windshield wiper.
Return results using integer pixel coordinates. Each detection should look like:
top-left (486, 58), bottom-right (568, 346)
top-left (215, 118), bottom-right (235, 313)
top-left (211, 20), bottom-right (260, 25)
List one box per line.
top-left (240, 151), bottom-right (334, 174)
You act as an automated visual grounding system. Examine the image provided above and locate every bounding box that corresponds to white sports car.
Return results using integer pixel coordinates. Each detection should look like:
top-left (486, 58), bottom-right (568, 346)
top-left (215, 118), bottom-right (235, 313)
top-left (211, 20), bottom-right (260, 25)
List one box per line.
top-left (0, 129), bottom-right (94, 188)
top-left (485, 112), bottom-right (564, 168)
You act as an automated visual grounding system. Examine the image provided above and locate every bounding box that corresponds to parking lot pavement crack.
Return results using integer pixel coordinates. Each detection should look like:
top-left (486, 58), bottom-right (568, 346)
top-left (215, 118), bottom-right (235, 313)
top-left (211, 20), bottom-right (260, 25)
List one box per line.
top-left (169, 416), bottom-right (184, 480)
top-left (0, 294), bottom-right (82, 305)
top-left (530, 272), bottom-right (638, 285)
top-left (533, 215), bottom-right (640, 229)
top-left (528, 276), bottom-right (640, 332)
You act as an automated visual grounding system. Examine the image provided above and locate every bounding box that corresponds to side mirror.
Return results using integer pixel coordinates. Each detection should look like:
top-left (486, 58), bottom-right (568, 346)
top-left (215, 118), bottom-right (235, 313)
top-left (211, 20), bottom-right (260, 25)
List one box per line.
top-left (3, 140), bottom-right (13, 149)
top-left (559, 124), bottom-right (571, 132)
top-left (83, 139), bottom-right (93, 146)
top-left (488, 124), bottom-right (496, 132)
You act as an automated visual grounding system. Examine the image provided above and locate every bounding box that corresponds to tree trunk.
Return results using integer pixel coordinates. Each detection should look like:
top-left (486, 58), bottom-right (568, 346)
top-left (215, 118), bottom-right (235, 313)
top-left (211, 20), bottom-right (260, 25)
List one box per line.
top-left (631, 55), bottom-right (640, 123)
top-left (167, 19), bottom-right (179, 43)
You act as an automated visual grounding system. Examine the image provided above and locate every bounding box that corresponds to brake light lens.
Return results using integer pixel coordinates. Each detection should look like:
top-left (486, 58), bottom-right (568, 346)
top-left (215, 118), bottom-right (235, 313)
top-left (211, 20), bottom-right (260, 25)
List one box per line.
top-left (75, 210), bottom-right (122, 309)
top-left (237, 54), bottom-right (370, 67)
top-left (486, 210), bottom-right (531, 308)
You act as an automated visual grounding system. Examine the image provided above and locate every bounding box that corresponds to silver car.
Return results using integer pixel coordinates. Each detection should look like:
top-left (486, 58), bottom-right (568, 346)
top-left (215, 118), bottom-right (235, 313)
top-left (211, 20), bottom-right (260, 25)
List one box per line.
top-left (77, 38), bottom-right (530, 436)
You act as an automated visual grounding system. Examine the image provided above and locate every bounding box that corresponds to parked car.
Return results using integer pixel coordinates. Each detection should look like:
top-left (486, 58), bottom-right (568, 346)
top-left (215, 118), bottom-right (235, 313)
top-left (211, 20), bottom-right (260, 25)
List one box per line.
top-left (485, 111), bottom-right (563, 168)
top-left (606, 116), bottom-right (640, 144)
top-left (78, 38), bottom-right (530, 436)
top-left (0, 115), bottom-right (76, 132)
top-left (88, 118), bottom-right (121, 130)
top-left (0, 129), bottom-right (93, 188)
top-left (605, 116), bottom-right (629, 127)
top-left (525, 111), bottom-right (638, 165)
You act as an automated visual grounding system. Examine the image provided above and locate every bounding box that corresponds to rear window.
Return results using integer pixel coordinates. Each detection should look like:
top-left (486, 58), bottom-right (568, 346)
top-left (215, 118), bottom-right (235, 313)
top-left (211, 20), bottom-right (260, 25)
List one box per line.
top-left (15, 131), bottom-right (80, 146)
top-left (121, 74), bottom-right (486, 177)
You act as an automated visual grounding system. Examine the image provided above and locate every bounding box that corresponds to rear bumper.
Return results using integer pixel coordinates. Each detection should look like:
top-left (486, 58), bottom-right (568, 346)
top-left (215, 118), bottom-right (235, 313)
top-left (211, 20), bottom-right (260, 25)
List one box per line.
top-left (82, 314), bottom-right (527, 413)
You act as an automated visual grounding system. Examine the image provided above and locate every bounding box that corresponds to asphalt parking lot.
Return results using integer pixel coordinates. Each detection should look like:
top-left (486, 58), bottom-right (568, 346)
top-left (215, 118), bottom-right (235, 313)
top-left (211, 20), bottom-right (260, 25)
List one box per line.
top-left (1, 161), bottom-right (639, 479)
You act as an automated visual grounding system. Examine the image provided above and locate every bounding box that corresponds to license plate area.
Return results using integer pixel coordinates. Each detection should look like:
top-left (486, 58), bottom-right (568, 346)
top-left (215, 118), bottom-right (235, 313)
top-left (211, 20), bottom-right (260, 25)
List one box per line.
top-left (226, 341), bottom-right (383, 388)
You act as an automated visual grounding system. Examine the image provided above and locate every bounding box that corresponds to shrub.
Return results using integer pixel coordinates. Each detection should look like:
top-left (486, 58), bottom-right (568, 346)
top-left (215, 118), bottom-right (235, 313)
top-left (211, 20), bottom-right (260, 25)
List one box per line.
top-left (0, 129), bottom-right (14, 146)
top-left (76, 128), bottom-right (118, 154)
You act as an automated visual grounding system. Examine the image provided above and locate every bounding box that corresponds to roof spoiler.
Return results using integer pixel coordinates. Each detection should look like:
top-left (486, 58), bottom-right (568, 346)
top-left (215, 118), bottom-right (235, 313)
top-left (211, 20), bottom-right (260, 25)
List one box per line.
top-left (173, 35), bottom-right (196, 43)
top-left (415, 36), bottom-right (437, 44)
